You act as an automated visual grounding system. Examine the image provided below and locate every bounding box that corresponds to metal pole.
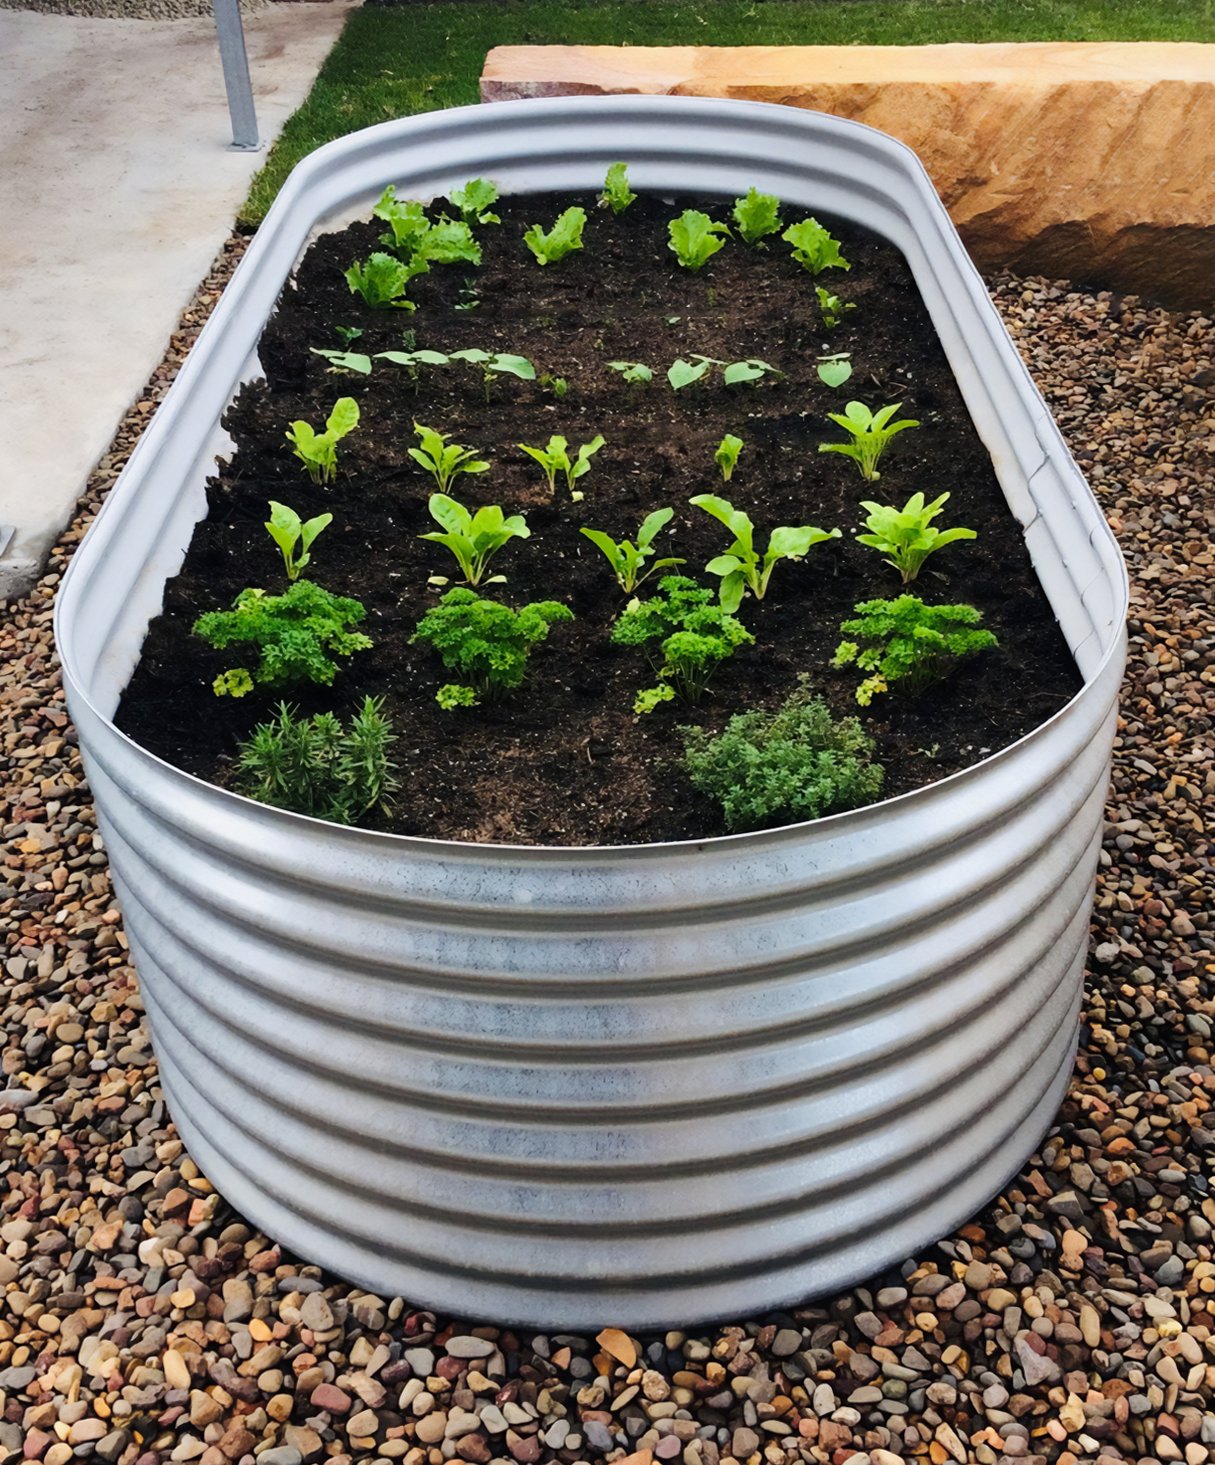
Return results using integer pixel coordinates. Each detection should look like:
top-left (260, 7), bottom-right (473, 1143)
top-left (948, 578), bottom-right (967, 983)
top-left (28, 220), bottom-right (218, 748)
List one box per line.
top-left (212, 0), bottom-right (260, 151)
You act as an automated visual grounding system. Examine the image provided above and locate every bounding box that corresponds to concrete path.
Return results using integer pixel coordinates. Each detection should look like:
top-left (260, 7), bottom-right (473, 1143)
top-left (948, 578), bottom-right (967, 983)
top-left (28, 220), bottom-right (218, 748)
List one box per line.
top-left (0, 1), bottom-right (354, 599)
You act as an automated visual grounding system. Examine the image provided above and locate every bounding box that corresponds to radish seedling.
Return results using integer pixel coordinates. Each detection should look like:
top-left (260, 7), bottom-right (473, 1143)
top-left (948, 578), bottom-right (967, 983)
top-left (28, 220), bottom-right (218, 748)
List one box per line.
top-left (856, 491), bottom-right (977, 583)
top-left (608, 361), bottom-right (654, 386)
top-left (518, 434), bottom-right (605, 500)
top-left (816, 285), bottom-right (856, 330)
top-left (722, 359), bottom-right (783, 387)
top-left (668, 210), bottom-right (730, 270)
top-left (667, 356), bottom-right (720, 391)
top-left (264, 501), bottom-right (333, 583)
top-left (782, 218), bottom-right (850, 275)
top-left (819, 400), bottom-right (920, 481)
top-left (581, 508), bottom-right (685, 594)
top-left (284, 397), bottom-right (360, 486)
top-left (690, 494), bottom-right (840, 612)
top-left (420, 495), bottom-right (529, 587)
top-left (445, 177), bottom-right (501, 226)
top-left (600, 162), bottom-right (637, 215)
top-left (413, 589), bottom-right (572, 705)
top-left (310, 347), bottom-right (372, 375)
top-left (409, 424), bottom-right (490, 495)
top-left (817, 354), bottom-right (853, 389)
top-left (344, 252), bottom-right (427, 310)
top-left (523, 207), bottom-right (587, 265)
top-left (732, 188), bottom-right (783, 245)
top-left (449, 348), bottom-right (536, 401)
top-left (714, 434), bottom-right (744, 483)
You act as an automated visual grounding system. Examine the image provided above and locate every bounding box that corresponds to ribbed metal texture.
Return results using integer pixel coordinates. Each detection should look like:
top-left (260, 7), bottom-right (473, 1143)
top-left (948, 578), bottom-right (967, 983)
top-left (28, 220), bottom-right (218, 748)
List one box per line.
top-left (55, 97), bottom-right (1128, 1329)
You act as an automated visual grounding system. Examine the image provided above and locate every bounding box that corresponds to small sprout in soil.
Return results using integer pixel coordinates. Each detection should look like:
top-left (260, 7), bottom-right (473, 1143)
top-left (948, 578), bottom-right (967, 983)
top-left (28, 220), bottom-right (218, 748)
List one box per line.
top-left (782, 218), bottom-right (850, 275)
top-left (833, 595), bottom-right (997, 705)
top-left (600, 162), bottom-right (637, 215)
top-left (454, 279), bottom-right (481, 312)
top-left (732, 188), bottom-right (783, 246)
top-left (409, 423), bottom-right (490, 494)
top-left (518, 434), bottom-right (605, 500)
top-left (857, 491), bottom-right (977, 584)
top-left (540, 373), bottom-right (569, 399)
top-left (714, 434), bottom-right (744, 483)
top-left (817, 354), bottom-right (853, 389)
top-left (608, 361), bottom-right (654, 386)
top-left (264, 501), bottom-right (332, 583)
top-left (194, 582), bottom-right (371, 696)
top-left (668, 209), bottom-right (730, 271)
top-left (523, 206), bottom-right (587, 266)
top-left (681, 675), bottom-right (884, 832)
top-left (445, 177), bottom-right (501, 227)
top-left (412, 588), bottom-right (573, 706)
top-left (310, 347), bottom-right (372, 375)
top-left (819, 400), bottom-right (920, 482)
top-left (448, 348), bottom-right (537, 402)
top-left (334, 325), bottom-right (363, 346)
top-left (284, 396), bottom-right (360, 486)
top-left (374, 347), bottom-right (452, 388)
top-left (344, 251), bottom-right (427, 310)
top-left (722, 358), bottom-right (784, 387)
top-left (234, 696), bottom-right (398, 826)
top-left (690, 493), bottom-right (840, 613)
top-left (580, 508), bottom-right (686, 595)
top-left (817, 285), bottom-right (857, 331)
top-left (420, 494), bottom-right (529, 587)
top-left (612, 575), bottom-right (754, 713)
top-left (667, 355), bottom-right (720, 391)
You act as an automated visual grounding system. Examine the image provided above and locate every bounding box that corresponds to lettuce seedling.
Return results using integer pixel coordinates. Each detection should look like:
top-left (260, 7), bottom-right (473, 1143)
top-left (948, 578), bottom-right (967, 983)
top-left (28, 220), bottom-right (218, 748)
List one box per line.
top-left (819, 400), bottom-right (920, 481)
top-left (600, 162), bottom-right (637, 214)
top-left (722, 358), bottom-right (784, 387)
top-left (523, 207), bottom-right (587, 265)
top-left (816, 354), bottom-right (853, 389)
top-left (445, 177), bottom-right (501, 226)
top-left (284, 397), bottom-right (360, 485)
top-left (420, 495), bottom-right (529, 586)
top-left (194, 582), bottom-right (371, 695)
top-left (409, 423), bottom-right (490, 494)
top-left (816, 285), bottom-right (856, 330)
top-left (416, 220), bottom-right (481, 266)
top-left (732, 188), bottom-right (783, 246)
top-left (581, 508), bottom-right (685, 594)
top-left (667, 355), bottom-right (720, 391)
top-left (857, 491), bottom-right (977, 584)
top-left (264, 501), bottom-right (333, 582)
top-left (235, 696), bottom-right (398, 825)
top-left (448, 348), bottom-right (536, 401)
top-left (782, 218), bottom-right (850, 275)
top-left (518, 434), bottom-right (605, 500)
top-left (714, 434), bottom-right (743, 482)
top-left (412, 588), bottom-right (573, 705)
top-left (668, 210), bottom-right (730, 270)
top-left (612, 575), bottom-right (754, 713)
top-left (373, 187), bottom-right (432, 255)
top-left (833, 595), bottom-right (997, 705)
top-left (681, 675), bottom-right (883, 832)
top-left (608, 361), bottom-right (654, 386)
top-left (310, 347), bottom-right (373, 375)
top-left (344, 251), bottom-right (427, 310)
top-left (690, 494), bottom-right (840, 612)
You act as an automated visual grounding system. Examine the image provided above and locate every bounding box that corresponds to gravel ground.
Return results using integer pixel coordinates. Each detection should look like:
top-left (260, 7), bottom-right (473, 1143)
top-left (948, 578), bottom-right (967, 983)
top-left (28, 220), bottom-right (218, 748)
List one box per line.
top-left (1, 242), bottom-right (1213, 1465)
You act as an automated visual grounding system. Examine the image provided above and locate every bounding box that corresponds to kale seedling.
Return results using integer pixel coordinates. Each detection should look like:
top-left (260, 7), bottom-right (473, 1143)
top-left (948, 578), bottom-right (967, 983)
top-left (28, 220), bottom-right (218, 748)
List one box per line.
top-left (581, 508), bottom-right (685, 594)
top-left (817, 354), bottom-right (853, 389)
top-left (264, 501), bottom-right (332, 583)
top-left (782, 218), bottom-right (850, 275)
top-left (420, 494), bottom-right (529, 586)
top-left (612, 575), bottom-right (753, 713)
top-left (668, 210), bottom-right (730, 270)
top-left (833, 595), bottom-right (998, 705)
top-left (857, 491), bottom-right (977, 584)
top-left (235, 697), bottom-right (397, 825)
top-left (523, 207), bottom-right (587, 265)
top-left (344, 251), bottom-right (427, 310)
top-left (409, 423), bottom-right (490, 494)
top-left (816, 285), bottom-right (856, 330)
top-left (194, 581), bottom-right (371, 696)
top-left (682, 675), bottom-right (884, 832)
top-left (600, 162), bottom-right (637, 214)
top-left (310, 347), bottom-right (372, 376)
top-left (412, 588), bottom-right (573, 706)
top-left (445, 177), bottom-right (501, 226)
top-left (284, 397), bottom-right (360, 486)
top-left (608, 361), bottom-right (654, 386)
top-left (732, 188), bottom-right (783, 246)
top-left (819, 400), bottom-right (920, 481)
top-left (518, 434), bottom-right (605, 500)
top-left (690, 494), bottom-right (840, 612)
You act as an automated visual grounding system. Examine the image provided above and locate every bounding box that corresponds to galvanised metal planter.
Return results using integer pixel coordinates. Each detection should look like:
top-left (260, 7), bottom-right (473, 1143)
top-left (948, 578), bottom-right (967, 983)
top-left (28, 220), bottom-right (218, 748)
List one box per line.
top-left (55, 97), bottom-right (1128, 1329)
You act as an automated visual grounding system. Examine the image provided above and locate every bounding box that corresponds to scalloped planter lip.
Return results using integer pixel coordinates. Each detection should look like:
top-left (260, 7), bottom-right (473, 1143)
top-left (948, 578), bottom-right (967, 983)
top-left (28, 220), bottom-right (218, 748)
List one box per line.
top-left (55, 96), bottom-right (1128, 1329)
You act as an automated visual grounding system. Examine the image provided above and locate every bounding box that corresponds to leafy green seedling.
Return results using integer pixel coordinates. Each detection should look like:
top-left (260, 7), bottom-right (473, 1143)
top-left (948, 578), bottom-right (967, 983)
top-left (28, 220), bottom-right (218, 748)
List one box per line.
top-left (264, 501), bottom-right (333, 583)
top-left (284, 397), bottom-right (360, 486)
top-left (374, 347), bottom-right (452, 388)
top-left (856, 492), bottom-right (977, 584)
top-left (833, 596), bottom-right (997, 705)
top-left (690, 494), bottom-right (840, 612)
top-left (518, 434), bottom-right (605, 500)
top-left (373, 187), bottom-right (432, 256)
top-left (817, 354), bottom-right (853, 389)
top-left (714, 434), bottom-right (743, 483)
top-left (416, 220), bottom-right (481, 266)
top-left (523, 207), bottom-right (587, 265)
top-left (612, 575), bottom-right (753, 712)
top-left (310, 347), bottom-right (372, 375)
top-left (412, 589), bottom-right (572, 705)
top-left (446, 177), bottom-right (501, 226)
top-left (667, 355), bottom-right (720, 391)
top-left (580, 508), bottom-right (685, 594)
top-left (782, 218), bottom-right (850, 275)
top-left (600, 162), bottom-right (637, 214)
top-left (344, 252), bottom-right (427, 310)
top-left (732, 188), bottom-right (783, 245)
top-left (420, 495), bottom-right (529, 587)
top-left (541, 373), bottom-right (569, 399)
top-left (446, 348), bottom-right (536, 401)
top-left (816, 285), bottom-right (856, 330)
top-left (722, 359), bottom-right (783, 387)
top-left (335, 325), bottom-right (363, 346)
top-left (409, 423), bottom-right (490, 494)
top-left (668, 210), bottom-right (730, 270)
top-left (819, 400), bottom-right (920, 481)
top-left (608, 361), bottom-right (654, 386)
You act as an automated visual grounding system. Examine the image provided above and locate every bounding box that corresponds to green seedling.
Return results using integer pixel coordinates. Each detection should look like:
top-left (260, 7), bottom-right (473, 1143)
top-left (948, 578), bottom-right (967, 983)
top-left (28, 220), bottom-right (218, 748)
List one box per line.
top-left (612, 575), bottom-right (753, 713)
top-left (284, 397), bottom-right (360, 486)
top-left (373, 187), bottom-right (432, 256)
top-left (523, 207), bottom-right (587, 265)
top-left (856, 492), bottom-right (977, 584)
top-left (373, 187), bottom-right (482, 264)
top-left (816, 285), bottom-right (856, 330)
top-left (540, 373), bottom-right (569, 398)
top-left (782, 218), bottom-right (850, 275)
top-left (833, 595), bottom-right (997, 705)
top-left (817, 354), bottom-right (853, 389)
top-left (722, 359), bottom-right (783, 387)
top-left (448, 348), bottom-right (536, 401)
top-left (264, 501), bottom-right (332, 583)
top-left (668, 210), bottom-right (730, 270)
top-left (344, 251), bottom-right (427, 310)
top-left (419, 495), bottom-right (529, 587)
top-left (335, 325), bottom-right (363, 346)
top-left (581, 508), bottom-right (685, 594)
top-left (732, 188), bottom-right (783, 246)
top-left (518, 434), bottom-right (605, 500)
top-left (445, 177), bottom-right (501, 226)
top-left (416, 220), bottom-right (481, 266)
top-left (374, 347), bottom-right (452, 388)
top-left (819, 400), bottom-right (920, 481)
top-left (600, 162), bottom-right (637, 214)
top-left (408, 423), bottom-right (490, 494)
top-left (310, 347), bottom-right (372, 375)
top-left (690, 494), bottom-right (840, 612)
top-left (412, 589), bottom-right (572, 705)
top-left (608, 361), bottom-right (654, 386)
top-left (714, 434), bottom-right (744, 483)
top-left (667, 355), bottom-right (720, 391)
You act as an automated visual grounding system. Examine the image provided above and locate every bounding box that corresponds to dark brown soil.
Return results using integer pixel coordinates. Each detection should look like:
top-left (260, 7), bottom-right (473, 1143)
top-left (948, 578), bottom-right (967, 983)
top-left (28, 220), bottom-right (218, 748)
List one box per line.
top-left (115, 191), bottom-right (1082, 845)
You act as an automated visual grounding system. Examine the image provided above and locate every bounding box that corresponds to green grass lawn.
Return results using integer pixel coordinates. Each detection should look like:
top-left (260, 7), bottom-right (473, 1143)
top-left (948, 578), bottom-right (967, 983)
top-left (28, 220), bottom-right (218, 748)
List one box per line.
top-left (240, 0), bottom-right (1212, 225)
